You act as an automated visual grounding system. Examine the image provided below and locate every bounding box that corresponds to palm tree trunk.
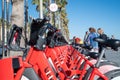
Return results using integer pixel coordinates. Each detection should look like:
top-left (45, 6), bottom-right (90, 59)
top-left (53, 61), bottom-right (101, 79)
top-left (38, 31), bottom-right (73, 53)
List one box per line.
top-left (48, 0), bottom-right (52, 23)
top-left (10, 0), bottom-right (24, 57)
top-left (11, 0), bottom-right (24, 27)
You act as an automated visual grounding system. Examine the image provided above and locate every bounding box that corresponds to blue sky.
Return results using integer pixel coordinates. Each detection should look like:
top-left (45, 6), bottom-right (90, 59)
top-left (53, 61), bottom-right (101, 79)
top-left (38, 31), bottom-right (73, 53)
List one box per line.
top-left (66, 0), bottom-right (120, 39)
top-left (0, 0), bottom-right (120, 40)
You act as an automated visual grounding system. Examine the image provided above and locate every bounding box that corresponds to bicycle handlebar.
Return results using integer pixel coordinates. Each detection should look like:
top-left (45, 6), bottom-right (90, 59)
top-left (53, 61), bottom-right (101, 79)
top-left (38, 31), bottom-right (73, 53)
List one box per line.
top-left (32, 17), bottom-right (50, 25)
top-left (94, 37), bottom-right (120, 51)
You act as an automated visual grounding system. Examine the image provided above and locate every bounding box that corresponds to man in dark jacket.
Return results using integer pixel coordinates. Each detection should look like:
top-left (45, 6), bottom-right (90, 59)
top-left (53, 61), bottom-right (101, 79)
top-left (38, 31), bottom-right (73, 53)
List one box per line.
top-left (97, 28), bottom-right (108, 58)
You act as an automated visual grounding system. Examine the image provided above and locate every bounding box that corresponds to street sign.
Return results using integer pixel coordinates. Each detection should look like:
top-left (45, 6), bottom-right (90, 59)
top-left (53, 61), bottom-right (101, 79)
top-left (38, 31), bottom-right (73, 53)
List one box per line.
top-left (49, 3), bottom-right (58, 12)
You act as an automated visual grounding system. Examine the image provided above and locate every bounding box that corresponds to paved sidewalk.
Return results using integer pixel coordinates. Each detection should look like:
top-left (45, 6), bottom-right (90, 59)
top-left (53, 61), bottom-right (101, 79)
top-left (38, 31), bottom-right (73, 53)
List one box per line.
top-left (105, 48), bottom-right (120, 66)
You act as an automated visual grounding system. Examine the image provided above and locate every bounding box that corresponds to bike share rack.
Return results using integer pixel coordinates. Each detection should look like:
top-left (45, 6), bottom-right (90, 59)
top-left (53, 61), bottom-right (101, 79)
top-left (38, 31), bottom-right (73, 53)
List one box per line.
top-left (0, 4), bottom-right (120, 79)
top-left (0, 16), bottom-right (120, 80)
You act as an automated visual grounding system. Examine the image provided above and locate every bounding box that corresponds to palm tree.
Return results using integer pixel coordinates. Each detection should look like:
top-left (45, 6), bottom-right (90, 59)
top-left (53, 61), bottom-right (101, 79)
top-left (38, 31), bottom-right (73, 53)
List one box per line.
top-left (32, 0), bottom-right (69, 40)
top-left (0, 18), bottom-right (2, 41)
top-left (0, 18), bottom-right (7, 42)
top-left (52, 0), bottom-right (69, 40)
top-left (56, 0), bottom-right (69, 40)
top-left (32, 0), bottom-right (48, 16)
top-left (10, 0), bottom-right (25, 57)
top-left (11, 0), bottom-right (24, 27)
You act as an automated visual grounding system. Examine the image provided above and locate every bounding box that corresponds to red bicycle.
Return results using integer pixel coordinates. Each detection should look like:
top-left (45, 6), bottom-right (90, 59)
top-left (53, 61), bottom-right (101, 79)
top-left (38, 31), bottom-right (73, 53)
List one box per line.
top-left (82, 38), bottom-right (120, 80)
top-left (0, 18), bottom-right (58, 80)
top-left (0, 17), bottom-right (120, 80)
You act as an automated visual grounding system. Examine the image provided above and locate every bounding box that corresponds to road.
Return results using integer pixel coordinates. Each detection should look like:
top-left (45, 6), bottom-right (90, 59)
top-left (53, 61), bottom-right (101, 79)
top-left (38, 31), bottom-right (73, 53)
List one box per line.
top-left (105, 48), bottom-right (120, 66)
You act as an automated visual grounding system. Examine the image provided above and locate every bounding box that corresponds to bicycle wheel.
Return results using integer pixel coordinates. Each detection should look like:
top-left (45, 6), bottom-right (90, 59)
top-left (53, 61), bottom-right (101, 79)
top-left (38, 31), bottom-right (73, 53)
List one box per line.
top-left (98, 69), bottom-right (120, 80)
top-left (99, 60), bottom-right (119, 67)
top-left (90, 59), bottom-right (119, 67)
top-left (83, 60), bottom-right (119, 80)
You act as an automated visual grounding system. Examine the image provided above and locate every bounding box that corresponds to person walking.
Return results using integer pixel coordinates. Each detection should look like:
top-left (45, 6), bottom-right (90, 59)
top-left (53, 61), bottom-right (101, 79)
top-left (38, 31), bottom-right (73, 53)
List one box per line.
top-left (97, 28), bottom-right (108, 58)
top-left (83, 31), bottom-right (89, 46)
top-left (86, 27), bottom-right (99, 52)
top-left (111, 35), bottom-right (115, 39)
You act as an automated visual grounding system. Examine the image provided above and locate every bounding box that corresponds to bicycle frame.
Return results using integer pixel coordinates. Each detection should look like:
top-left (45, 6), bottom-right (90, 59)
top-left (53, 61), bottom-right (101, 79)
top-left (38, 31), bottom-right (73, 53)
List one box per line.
top-left (0, 47), bottom-right (57, 80)
top-left (88, 67), bottom-right (108, 80)
top-left (0, 41), bottom-right (110, 80)
top-left (45, 44), bottom-right (109, 80)
top-left (2, 21), bottom-right (118, 80)
top-left (72, 46), bottom-right (109, 80)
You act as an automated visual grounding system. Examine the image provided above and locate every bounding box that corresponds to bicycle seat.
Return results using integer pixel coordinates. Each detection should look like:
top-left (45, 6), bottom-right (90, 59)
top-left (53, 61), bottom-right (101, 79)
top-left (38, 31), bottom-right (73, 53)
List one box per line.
top-left (82, 45), bottom-right (93, 50)
top-left (106, 39), bottom-right (120, 50)
top-left (74, 44), bottom-right (93, 50)
top-left (87, 52), bottom-right (100, 59)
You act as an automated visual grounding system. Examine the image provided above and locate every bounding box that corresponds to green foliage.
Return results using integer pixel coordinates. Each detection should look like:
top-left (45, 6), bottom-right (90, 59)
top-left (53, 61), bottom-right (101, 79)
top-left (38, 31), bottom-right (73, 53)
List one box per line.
top-left (32, 0), bottom-right (69, 39)
top-left (32, 0), bottom-right (48, 12)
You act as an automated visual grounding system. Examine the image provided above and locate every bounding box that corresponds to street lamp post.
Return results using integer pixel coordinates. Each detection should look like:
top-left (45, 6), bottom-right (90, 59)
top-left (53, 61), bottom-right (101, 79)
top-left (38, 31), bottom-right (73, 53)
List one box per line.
top-left (53, 0), bottom-right (56, 27)
top-left (49, 0), bottom-right (52, 23)
top-left (25, 0), bottom-right (28, 48)
top-left (49, 1), bottom-right (58, 27)
top-left (39, 0), bottom-right (43, 19)
top-left (6, 0), bottom-right (10, 57)
top-left (58, 8), bottom-right (61, 29)
top-left (6, 0), bottom-right (9, 38)
top-left (2, 0), bottom-right (5, 58)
